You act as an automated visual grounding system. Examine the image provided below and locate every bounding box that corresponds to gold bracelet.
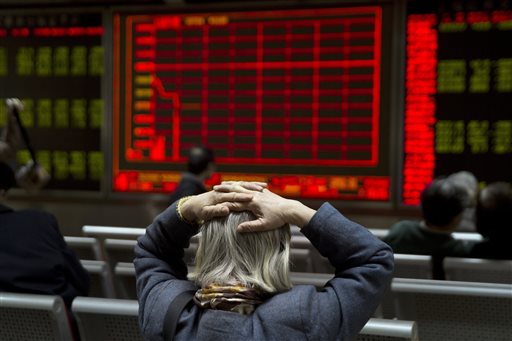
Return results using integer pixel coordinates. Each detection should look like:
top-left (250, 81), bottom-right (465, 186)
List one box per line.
top-left (176, 196), bottom-right (198, 225)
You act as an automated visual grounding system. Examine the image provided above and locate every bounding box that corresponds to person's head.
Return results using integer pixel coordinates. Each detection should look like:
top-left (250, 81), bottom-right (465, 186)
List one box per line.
top-left (421, 177), bottom-right (469, 230)
top-left (0, 162), bottom-right (16, 199)
top-left (187, 146), bottom-right (215, 180)
top-left (448, 171), bottom-right (478, 205)
top-left (476, 182), bottom-right (512, 240)
top-left (188, 211), bottom-right (292, 294)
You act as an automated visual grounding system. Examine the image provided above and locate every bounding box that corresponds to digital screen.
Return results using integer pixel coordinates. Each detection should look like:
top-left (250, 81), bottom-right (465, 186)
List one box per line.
top-left (113, 6), bottom-right (392, 200)
top-left (0, 13), bottom-right (104, 191)
top-left (403, 3), bottom-right (512, 205)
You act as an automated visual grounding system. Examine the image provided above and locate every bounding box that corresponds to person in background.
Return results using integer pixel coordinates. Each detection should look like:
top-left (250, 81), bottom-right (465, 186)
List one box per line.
top-left (448, 170), bottom-right (479, 232)
top-left (0, 161), bottom-right (90, 308)
top-left (470, 182), bottom-right (512, 259)
top-left (135, 182), bottom-right (393, 340)
top-left (1, 98), bottom-right (50, 191)
top-left (384, 177), bottom-right (473, 278)
top-left (0, 99), bottom-right (21, 162)
top-left (169, 145), bottom-right (215, 205)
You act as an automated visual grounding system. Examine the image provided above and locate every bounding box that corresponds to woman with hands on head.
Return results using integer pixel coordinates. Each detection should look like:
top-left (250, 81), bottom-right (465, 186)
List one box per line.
top-left (134, 181), bottom-right (394, 341)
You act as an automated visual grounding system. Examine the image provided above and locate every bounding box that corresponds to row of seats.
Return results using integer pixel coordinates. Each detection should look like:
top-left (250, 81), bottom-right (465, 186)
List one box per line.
top-left (3, 277), bottom-right (511, 341)
top-left (80, 260), bottom-right (512, 340)
top-left (80, 224), bottom-right (483, 242)
top-left (72, 234), bottom-right (510, 280)
top-left (392, 254), bottom-right (512, 283)
top-left (0, 292), bottom-right (418, 341)
top-left (68, 225), bottom-right (510, 300)
top-left (51, 225), bottom-right (511, 340)
top-left (71, 224), bottom-right (493, 275)
top-left (74, 238), bottom-right (511, 300)
top-left (81, 257), bottom-right (512, 301)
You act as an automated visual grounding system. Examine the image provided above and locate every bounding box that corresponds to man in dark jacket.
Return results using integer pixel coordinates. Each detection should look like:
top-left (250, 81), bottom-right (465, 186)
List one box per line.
top-left (0, 162), bottom-right (89, 308)
top-left (169, 145), bottom-right (215, 204)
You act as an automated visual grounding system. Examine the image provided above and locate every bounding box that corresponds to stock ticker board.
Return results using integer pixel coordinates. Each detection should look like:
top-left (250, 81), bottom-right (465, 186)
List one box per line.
top-left (0, 13), bottom-right (104, 191)
top-left (403, 4), bottom-right (512, 205)
top-left (113, 6), bottom-right (392, 201)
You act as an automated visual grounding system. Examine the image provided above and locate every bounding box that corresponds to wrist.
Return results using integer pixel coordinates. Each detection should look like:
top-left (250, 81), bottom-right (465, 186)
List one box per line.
top-left (177, 196), bottom-right (199, 225)
top-left (285, 200), bottom-right (316, 228)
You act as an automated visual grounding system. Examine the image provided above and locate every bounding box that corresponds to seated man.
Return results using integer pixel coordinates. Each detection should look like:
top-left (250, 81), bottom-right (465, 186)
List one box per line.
top-left (384, 178), bottom-right (473, 278)
top-left (471, 182), bottom-right (512, 259)
top-left (0, 162), bottom-right (90, 308)
top-left (169, 145), bottom-right (215, 204)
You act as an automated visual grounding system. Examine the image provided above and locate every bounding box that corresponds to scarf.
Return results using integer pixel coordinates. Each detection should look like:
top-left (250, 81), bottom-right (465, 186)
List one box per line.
top-left (193, 283), bottom-right (268, 315)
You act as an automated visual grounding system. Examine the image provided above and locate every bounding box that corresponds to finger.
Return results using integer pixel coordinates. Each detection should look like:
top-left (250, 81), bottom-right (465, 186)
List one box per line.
top-left (239, 182), bottom-right (267, 191)
top-left (213, 184), bottom-right (254, 194)
top-left (201, 205), bottom-right (230, 220)
top-left (217, 181), bottom-right (266, 188)
top-left (237, 218), bottom-right (266, 233)
top-left (221, 181), bottom-right (267, 190)
top-left (214, 192), bottom-right (253, 203)
top-left (221, 201), bottom-right (250, 212)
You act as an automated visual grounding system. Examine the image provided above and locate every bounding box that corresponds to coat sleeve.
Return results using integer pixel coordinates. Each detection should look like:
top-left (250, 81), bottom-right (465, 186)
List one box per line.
top-left (134, 202), bottom-right (199, 338)
top-left (300, 203), bottom-right (394, 340)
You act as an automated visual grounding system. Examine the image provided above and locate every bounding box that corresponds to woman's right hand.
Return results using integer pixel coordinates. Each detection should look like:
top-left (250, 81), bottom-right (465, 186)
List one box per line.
top-left (213, 182), bottom-right (316, 232)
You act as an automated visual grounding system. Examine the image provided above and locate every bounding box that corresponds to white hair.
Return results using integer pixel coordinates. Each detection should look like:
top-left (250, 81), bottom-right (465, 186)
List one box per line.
top-left (188, 211), bottom-right (292, 293)
top-left (448, 171), bottom-right (478, 199)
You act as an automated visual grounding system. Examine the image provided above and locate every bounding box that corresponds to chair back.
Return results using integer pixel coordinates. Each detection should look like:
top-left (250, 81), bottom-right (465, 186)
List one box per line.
top-left (104, 239), bottom-right (137, 266)
top-left (64, 236), bottom-right (103, 260)
top-left (377, 254), bottom-right (432, 318)
top-left (444, 257), bottom-right (512, 284)
top-left (72, 296), bottom-right (143, 341)
top-left (82, 225), bottom-right (145, 240)
top-left (356, 318), bottom-right (418, 341)
top-left (392, 278), bottom-right (512, 341)
top-left (81, 259), bottom-right (115, 298)
top-left (393, 254), bottom-right (432, 279)
top-left (0, 292), bottom-right (73, 341)
top-left (290, 248), bottom-right (314, 272)
top-left (114, 262), bottom-right (138, 299)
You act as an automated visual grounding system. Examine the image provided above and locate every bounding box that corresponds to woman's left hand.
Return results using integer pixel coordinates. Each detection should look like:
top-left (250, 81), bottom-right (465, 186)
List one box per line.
top-left (179, 190), bottom-right (254, 223)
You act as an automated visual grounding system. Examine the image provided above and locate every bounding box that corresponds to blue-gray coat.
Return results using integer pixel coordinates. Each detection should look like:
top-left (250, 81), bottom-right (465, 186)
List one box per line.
top-left (134, 203), bottom-right (393, 340)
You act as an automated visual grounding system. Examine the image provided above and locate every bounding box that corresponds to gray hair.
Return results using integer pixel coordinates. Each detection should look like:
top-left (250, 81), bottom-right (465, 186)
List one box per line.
top-left (188, 211), bottom-right (292, 293)
top-left (448, 171), bottom-right (478, 201)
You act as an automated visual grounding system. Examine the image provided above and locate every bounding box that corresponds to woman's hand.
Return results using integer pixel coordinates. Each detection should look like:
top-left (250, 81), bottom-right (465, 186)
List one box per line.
top-left (213, 183), bottom-right (316, 232)
top-left (178, 190), bottom-right (254, 224)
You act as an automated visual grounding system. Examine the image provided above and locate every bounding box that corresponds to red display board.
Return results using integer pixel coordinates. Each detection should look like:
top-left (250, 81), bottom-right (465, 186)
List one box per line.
top-left (113, 6), bottom-right (391, 200)
top-left (403, 5), bottom-right (512, 205)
